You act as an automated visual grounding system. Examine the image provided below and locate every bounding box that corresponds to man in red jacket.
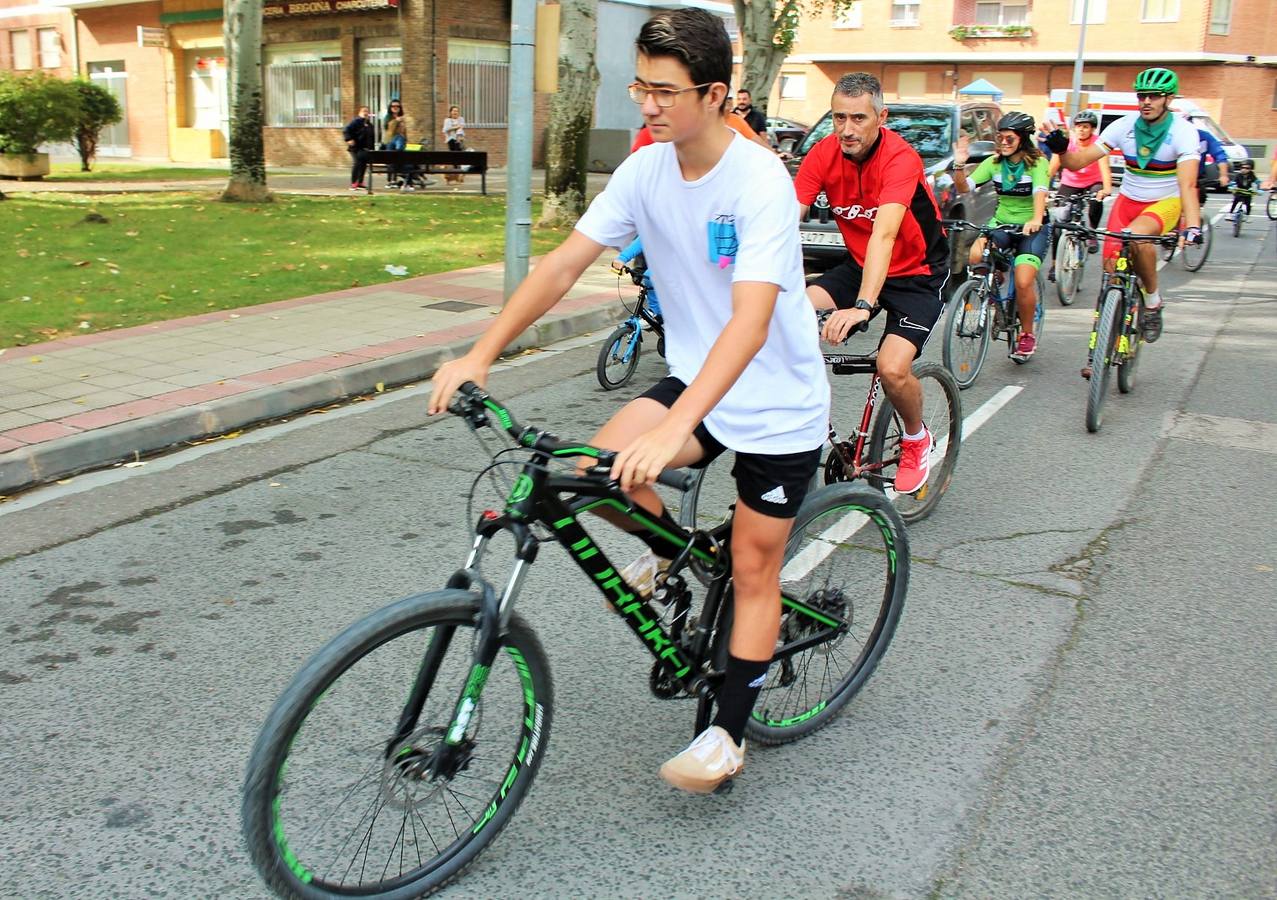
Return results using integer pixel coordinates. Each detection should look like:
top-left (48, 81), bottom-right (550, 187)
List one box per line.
top-left (795, 72), bottom-right (949, 495)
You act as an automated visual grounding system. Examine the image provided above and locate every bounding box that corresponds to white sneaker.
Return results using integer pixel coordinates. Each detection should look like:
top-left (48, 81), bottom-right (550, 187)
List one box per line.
top-left (619, 549), bottom-right (669, 598)
top-left (659, 726), bottom-right (744, 794)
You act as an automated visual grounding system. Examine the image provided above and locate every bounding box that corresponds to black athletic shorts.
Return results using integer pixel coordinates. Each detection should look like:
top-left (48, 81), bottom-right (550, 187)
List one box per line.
top-left (638, 376), bottom-right (820, 519)
top-left (812, 258), bottom-right (948, 357)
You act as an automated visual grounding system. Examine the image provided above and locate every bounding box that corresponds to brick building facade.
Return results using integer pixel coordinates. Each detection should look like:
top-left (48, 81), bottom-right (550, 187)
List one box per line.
top-left (45, 0), bottom-right (549, 167)
top-left (1, 1), bottom-right (76, 79)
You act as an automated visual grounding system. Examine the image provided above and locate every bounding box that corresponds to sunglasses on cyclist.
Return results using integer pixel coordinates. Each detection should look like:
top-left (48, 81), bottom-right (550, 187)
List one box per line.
top-left (1135, 92), bottom-right (1169, 101)
top-left (995, 134), bottom-right (1022, 144)
top-left (627, 82), bottom-right (713, 108)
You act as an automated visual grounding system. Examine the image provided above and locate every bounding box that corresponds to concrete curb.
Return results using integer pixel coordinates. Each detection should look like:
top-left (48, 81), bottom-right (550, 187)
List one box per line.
top-left (0, 304), bottom-right (619, 496)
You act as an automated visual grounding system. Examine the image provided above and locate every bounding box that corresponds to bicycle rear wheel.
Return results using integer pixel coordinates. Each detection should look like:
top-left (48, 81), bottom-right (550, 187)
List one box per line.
top-left (941, 279), bottom-right (991, 390)
top-left (1055, 233), bottom-right (1085, 306)
top-left (596, 323), bottom-right (641, 390)
top-left (1181, 218), bottom-right (1211, 272)
top-left (243, 590), bottom-right (553, 899)
top-left (865, 362), bottom-right (962, 524)
top-left (1086, 288), bottom-right (1122, 433)
top-left (746, 485), bottom-right (908, 746)
top-left (1268, 192), bottom-right (1277, 221)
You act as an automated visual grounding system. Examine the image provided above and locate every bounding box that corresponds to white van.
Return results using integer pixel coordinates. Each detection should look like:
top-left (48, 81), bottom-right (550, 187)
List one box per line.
top-left (1046, 89), bottom-right (1250, 185)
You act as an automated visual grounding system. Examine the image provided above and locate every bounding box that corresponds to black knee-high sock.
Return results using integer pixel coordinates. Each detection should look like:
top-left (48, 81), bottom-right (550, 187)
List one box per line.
top-left (712, 655), bottom-right (770, 745)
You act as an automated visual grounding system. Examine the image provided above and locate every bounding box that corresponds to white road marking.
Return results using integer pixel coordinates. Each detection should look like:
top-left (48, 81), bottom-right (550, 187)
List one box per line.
top-left (781, 385), bottom-right (1025, 582)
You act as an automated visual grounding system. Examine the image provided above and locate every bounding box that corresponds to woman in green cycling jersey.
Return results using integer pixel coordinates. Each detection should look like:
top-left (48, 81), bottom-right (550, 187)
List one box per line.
top-left (952, 111), bottom-right (1051, 360)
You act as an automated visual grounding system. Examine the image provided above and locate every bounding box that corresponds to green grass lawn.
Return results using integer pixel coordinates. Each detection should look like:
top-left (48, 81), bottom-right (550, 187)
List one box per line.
top-left (45, 163), bottom-right (235, 181)
top-left (1, 192), bottom-right (569, 349)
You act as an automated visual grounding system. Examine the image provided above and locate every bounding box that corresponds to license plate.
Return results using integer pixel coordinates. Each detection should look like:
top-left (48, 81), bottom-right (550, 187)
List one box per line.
top-left (800, 230), bottom-right (845, 247)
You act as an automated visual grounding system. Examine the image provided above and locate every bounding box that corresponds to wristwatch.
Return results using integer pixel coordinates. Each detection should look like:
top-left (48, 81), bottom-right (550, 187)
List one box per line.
top-left (853, 299), bottom-right (875, 313)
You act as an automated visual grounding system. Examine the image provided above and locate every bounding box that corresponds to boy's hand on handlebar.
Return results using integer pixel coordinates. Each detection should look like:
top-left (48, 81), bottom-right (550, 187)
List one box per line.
top-left (428, 353), bottom-right (491, 416)
top-left (610, 259), bottom-right (626, 274)
top-left (821, 307), bottom-right (870, 344)
top-left (611, 421), bottom-right (690, 494)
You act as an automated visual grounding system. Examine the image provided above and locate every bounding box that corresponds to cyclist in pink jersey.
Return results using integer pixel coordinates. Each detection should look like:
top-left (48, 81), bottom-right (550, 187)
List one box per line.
top-left (1048, 110), bottom-right (1111, 266)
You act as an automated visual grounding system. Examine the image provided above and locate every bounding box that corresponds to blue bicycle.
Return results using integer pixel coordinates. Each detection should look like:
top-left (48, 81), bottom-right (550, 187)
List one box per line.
top-left (596, 259), bottom-right (666, 390)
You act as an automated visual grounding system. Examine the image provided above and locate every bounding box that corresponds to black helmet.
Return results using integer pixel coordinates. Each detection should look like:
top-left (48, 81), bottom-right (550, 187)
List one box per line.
top-left (996, 111), bottom-right (1035, 134)
top-left (1073, 110), bottom-right (1098, 126)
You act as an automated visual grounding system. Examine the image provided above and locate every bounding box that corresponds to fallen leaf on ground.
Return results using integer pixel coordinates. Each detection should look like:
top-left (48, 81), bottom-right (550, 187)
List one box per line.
top-left (73, 260), bottom-right (90, 267)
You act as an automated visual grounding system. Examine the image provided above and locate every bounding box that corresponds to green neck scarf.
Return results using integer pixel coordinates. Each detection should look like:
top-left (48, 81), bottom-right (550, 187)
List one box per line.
top-left (1000, 156), bottom-right (1026, 190)
top-left (1133, 112), bottom-right (1174, 168)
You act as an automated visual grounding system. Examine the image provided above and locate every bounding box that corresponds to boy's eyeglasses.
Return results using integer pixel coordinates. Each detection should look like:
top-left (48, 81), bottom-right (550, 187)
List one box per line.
top-left (627, 82), bottom-right (712, 108)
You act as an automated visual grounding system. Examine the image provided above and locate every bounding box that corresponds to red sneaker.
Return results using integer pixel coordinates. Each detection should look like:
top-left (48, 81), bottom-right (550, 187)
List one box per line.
top-left (1011, 332), bottom-right (1037, 362)
top-left (894, 428), bottom-right (932, 495)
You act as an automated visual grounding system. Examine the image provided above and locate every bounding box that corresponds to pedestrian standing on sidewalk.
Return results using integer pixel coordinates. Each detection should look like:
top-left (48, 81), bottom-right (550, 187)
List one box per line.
top-left (343, 105), bottom-right (376, 190)
top-left (443, 105), bottom-right (466, 184)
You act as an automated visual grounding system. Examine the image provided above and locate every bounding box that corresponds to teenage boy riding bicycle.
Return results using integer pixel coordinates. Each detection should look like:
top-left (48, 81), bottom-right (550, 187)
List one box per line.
top-left (428, 8), bottom-right (829, 795)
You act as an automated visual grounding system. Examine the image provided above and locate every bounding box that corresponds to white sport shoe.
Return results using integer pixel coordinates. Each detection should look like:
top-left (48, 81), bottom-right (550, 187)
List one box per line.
top-left (619, 549), bottom-right (669, 598)
top-left (659, 726), bottom-right (745, 794)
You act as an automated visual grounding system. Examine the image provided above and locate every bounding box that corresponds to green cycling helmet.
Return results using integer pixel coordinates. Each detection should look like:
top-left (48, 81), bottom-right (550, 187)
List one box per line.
top-left (1133, 67), bottom-right (1178, 95)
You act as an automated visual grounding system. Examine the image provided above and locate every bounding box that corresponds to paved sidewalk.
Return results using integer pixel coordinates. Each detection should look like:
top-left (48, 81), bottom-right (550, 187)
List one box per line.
top-left (0, 256), bottom-right (630, 495)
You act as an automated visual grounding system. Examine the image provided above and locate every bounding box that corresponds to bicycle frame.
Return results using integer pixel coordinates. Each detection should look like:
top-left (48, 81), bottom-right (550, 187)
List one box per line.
top-left (820, 352), bottom-right (888, 481)
top-left (614, 290), bottom-right (663, 363)
top-left (412, 387), bottom-right (851, 771)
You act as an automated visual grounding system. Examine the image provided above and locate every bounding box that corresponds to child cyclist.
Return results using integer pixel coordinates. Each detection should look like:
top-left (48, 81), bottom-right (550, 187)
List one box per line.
top-left (612, 236), bottom-right (663, 321)
top-left (1229, 160), bottom-right (1258, 221)
top-left (952, 111), bottom-right (1051, 361)
top-left (428, 9), bottom-right (829, 794)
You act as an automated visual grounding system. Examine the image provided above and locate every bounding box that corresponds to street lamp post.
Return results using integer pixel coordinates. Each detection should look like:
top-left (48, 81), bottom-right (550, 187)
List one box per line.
top-left (504, 0), bottom-right (536, 299)
top-left (1068, 0), bottom-right (1089, 120)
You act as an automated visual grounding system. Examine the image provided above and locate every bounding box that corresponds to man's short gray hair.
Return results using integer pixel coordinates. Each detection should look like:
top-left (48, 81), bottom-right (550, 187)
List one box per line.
top-left (833, 72), bottom-right (884, 114)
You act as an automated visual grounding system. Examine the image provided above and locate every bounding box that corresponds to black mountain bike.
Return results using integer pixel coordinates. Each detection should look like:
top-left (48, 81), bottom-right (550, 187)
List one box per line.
top-left (940, 220), bottom-right (1047, 390)
top-left (1057, 223), bottom-right (1179, 433)
top-left (596, 260), bottom-right (666, 390)
top-left (242, 383), bottom-right (909, 898)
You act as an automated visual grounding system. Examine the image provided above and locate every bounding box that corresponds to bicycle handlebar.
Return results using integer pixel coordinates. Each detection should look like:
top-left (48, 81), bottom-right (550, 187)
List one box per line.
top-left (450, 382), bottom-right (698, 493)
top-left (1053, 221), bottom-right (1181, 245)
top-left (939, 219), bottom-right (1026, 235)
top-left (815, 307), bottom-right (871, 343)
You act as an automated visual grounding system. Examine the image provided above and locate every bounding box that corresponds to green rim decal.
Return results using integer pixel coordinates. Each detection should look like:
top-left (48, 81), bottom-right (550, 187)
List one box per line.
top-left (274, 798), bottom-right (313, 883)
top-left (753, 700), bottom-right (828, 728)
top-left (471, 646), bottom-right (541, 835)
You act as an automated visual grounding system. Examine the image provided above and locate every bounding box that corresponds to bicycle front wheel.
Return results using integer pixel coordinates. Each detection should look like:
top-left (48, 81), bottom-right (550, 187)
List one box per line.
top-left (1032, 265), bottom-right (1048, 342)
top-left (1086, 288), bottom-right (1123, 433)
top-left (1181, 218), bottom-right (1211, 272)
top-left (1117, 311), bottom-right (1142, 395)
top-left (1055, 233), bottom-right (1085, 306)
top-left (746, 485), bottom-right (909, 746)
top-left (596, 323), bottom-right (641, 390)
top-left (1231, 210), bottom-right (1243, 238)
top-left (1268, 192), bottom-right (1277, 221)
top-left (865, 362), bottom-right (962, 524)
top-left (243, 590), bottom-right (553, 899)
top-left (941, 279), bottom-right (991, 390)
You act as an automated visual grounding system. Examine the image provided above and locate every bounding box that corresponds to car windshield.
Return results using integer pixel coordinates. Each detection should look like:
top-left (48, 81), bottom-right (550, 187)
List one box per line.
top-left (796, 105), bottom-right (954, 164)
top-left (1189, 115), bottom-right (1235, 146)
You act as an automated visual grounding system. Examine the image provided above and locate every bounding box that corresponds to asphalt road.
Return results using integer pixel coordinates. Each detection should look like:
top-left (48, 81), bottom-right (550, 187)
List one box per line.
top-left (1, 200), bottom-right (1274, 899)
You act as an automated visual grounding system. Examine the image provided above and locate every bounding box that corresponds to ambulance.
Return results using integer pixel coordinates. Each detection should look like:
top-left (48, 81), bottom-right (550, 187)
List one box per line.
top-left (1046, 89), bottom-right (1250, 186)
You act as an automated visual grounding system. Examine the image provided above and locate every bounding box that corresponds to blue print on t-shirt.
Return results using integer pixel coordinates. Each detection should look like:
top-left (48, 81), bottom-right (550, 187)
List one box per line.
top-left (707, 215), bottom-right (738, 269)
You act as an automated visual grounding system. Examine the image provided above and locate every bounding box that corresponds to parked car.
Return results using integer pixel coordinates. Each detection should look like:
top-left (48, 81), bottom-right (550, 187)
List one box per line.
top-left (787, 100), bottom-right (1003, 288)
top-left (766, 116), bottom-right (809, 152)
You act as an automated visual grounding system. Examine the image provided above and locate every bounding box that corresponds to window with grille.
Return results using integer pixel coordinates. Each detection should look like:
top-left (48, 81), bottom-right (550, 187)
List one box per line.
top-left (1141, 0), bottom-right (1179, 22)
top-left (9, 30), bottom-right (32, 70)
top-left (265, 43), bottom-right (342, 128)
top-left (975, 2), bottom-right (1028, 25)
top-left (448, 40), bottom-right (510, 128)
top-left (360, 43), bottom-right (401, 118)
top-left (37, 28), bottom-right (59, 68)
top-left (1209, 0), bottom-right (1232, 34)
top-left (890, 0), bottom-right (920, 26)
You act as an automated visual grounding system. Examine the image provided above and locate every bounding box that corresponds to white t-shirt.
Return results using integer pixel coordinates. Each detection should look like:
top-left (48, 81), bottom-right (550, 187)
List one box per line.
top-left (1098, 112), bottom-right (1199, 202)
top-left (575, 131), bottom-right (829, 454)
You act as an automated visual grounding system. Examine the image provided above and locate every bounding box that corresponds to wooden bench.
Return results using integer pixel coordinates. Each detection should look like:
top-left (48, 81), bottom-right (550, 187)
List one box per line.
top-left (363, 149), bottom-right (489, 195)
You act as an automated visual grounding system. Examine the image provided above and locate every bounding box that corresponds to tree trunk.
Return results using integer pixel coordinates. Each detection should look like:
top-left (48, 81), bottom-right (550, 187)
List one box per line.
top-left (222, 0), bottom-right (271, 202)
top-left (733, 0), bottom-right (799, 116)
top-left (539, 0), bottom-right (599, 226)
